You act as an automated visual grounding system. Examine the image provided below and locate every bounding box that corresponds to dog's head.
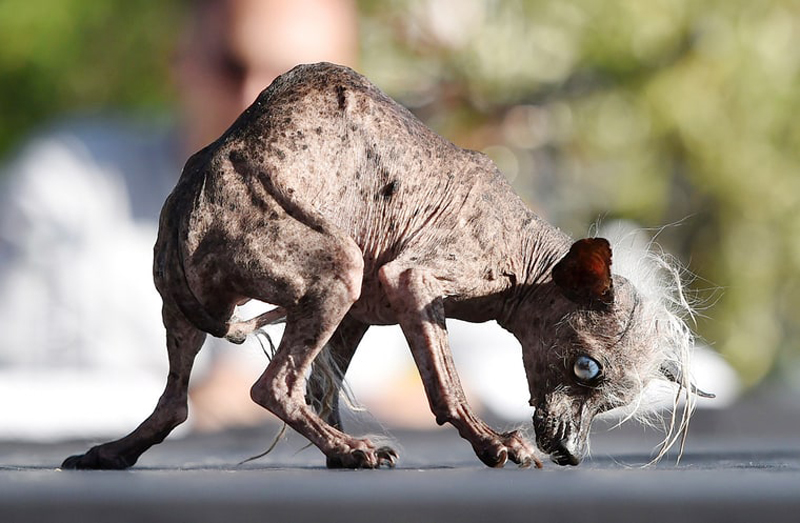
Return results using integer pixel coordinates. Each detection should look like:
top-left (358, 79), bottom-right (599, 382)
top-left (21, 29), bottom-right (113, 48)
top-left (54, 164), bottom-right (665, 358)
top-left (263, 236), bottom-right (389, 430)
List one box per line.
top-left (516, 238), bottom-right (699, 466)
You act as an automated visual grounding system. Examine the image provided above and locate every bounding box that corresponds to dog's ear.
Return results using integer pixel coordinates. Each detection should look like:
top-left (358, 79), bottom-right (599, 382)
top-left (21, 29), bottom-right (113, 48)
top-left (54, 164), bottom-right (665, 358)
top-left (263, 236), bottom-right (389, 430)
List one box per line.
top-left (552, 238), bottom-right (614, 308)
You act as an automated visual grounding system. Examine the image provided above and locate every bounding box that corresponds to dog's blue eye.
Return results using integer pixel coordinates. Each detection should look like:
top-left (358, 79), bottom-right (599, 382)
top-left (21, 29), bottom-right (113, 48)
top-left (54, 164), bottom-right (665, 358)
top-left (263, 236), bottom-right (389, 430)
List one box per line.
top-left (573, 356), bottom-right (602, 383)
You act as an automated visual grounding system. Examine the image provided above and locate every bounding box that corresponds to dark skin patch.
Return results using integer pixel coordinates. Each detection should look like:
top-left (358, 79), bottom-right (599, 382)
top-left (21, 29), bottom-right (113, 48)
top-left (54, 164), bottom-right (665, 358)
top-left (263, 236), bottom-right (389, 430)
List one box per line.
top-left (336, 85), bottom-right (347, 111)
top-left (381, 180), bottom-right (400, 199)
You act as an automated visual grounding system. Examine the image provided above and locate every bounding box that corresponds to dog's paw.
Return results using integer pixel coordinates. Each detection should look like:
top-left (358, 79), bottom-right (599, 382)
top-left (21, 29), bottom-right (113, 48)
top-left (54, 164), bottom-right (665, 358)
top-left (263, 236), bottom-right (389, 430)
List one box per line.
top-left (474, 442), bottom-right (509, 468)
top-left (325, 445), bottom-right (398, 469)
top-left (473, 431), bottom-right (542, 469)
top-left (500, 430), bottom-right (543, 469)
top-left (61, 447), bottom-right (135, 470)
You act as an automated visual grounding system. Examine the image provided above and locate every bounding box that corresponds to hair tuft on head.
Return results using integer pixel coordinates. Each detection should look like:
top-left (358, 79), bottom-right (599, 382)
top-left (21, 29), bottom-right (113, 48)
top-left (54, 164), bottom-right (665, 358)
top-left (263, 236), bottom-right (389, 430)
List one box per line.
top-left (596, 220), bottom-right (709, 464)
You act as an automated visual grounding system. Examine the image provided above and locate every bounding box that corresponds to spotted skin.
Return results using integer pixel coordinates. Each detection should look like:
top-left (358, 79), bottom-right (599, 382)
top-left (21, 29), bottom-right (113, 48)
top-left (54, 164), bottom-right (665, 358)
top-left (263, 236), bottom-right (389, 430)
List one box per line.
top-left (63, 63), bottom-right (656, 470)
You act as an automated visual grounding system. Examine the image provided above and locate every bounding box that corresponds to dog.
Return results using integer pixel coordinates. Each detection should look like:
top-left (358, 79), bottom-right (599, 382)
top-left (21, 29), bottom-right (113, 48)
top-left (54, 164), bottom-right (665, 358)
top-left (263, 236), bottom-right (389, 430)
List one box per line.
top-left (63, 63), bottom-right (707, 470)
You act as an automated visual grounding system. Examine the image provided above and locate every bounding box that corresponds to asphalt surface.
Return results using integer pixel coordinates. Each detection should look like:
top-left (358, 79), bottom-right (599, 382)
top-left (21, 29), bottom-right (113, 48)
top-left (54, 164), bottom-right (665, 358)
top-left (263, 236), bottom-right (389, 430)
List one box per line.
top-left (2, 392), bottom-right (799, 523)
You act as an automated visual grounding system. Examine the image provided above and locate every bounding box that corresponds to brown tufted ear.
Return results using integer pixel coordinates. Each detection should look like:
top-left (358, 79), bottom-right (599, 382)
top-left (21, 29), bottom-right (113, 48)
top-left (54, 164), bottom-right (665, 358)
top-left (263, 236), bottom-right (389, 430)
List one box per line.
top-left (552, 238), bottom-right (614, 308)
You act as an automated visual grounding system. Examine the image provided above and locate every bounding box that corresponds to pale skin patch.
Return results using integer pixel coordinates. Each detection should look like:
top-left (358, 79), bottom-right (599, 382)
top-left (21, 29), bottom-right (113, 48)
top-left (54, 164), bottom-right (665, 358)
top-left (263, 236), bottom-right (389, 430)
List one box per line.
top-left (63, 63), bottom-right (673, 470)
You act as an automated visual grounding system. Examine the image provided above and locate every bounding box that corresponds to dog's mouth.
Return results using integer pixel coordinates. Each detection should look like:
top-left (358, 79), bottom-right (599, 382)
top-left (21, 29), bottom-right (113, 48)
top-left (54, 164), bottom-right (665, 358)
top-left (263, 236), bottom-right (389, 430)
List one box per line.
top-left (538, 438), bottom-right (582, 466)
top-left (533, 411), bottom-right (586, 466)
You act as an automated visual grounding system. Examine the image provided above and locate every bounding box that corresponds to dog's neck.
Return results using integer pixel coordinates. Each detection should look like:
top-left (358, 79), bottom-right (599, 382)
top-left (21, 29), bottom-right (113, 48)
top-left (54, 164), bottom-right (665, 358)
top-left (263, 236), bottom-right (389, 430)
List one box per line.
top-left (443, 205), bottom-right (573, 330)
top-left (495, 210), bottom-right (573, 333)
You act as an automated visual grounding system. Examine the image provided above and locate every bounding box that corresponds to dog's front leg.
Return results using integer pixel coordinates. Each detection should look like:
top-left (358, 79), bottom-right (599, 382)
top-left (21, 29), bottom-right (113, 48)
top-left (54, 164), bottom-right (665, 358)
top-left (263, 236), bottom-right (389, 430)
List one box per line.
top-left (379, 262), bottom-right (540, 468)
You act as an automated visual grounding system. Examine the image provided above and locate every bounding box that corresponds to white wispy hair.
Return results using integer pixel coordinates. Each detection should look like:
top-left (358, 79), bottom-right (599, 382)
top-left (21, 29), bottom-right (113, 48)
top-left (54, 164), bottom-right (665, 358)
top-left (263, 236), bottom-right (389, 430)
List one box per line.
top-left (596, 220), bottom-right (703, 464)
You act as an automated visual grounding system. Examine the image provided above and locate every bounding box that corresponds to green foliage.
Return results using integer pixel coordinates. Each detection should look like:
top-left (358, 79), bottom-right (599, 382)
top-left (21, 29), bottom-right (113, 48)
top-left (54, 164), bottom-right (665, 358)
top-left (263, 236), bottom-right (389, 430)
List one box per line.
top-left (2, 0), bottom-right (798, 387)
top-left (0, 0), bottom-right (184, 155)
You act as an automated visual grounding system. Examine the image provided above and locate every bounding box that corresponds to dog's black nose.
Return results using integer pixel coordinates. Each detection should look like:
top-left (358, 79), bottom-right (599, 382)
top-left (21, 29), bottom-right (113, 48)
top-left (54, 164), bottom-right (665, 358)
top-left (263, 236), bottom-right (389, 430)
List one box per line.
top-left (550, 446), bottom-right (582, 466)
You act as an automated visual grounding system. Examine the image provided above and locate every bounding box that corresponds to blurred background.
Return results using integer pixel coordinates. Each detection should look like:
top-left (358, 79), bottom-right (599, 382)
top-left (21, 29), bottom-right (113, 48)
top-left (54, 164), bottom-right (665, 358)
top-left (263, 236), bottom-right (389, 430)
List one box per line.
top-left (0, 0), bottom-right (798, 441)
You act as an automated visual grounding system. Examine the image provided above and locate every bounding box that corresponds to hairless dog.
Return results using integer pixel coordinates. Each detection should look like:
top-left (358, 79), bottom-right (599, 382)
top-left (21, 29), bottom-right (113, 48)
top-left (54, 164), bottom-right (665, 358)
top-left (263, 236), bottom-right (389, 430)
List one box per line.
top-left (63, 63), bottom-right (708, 470)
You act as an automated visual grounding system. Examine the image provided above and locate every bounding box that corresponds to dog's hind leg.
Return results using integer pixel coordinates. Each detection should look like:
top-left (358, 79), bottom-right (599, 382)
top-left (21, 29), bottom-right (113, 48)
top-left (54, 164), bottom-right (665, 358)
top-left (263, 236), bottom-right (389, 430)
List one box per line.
top-left (62, 306), bottom-right (205, 470)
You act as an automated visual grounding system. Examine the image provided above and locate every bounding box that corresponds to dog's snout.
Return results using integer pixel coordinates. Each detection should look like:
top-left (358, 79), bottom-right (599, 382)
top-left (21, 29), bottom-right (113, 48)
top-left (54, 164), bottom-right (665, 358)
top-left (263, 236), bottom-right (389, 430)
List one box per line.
top-left (551, 446), bottom-right (582, 466)
top-left (533, 411), bottom-right (585, 467)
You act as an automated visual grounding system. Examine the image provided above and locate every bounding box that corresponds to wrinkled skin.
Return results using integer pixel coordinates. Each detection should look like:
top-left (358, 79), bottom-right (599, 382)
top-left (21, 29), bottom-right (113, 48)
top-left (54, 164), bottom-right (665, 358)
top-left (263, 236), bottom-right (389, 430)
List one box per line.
top-left (63, 63), bottom-right (658, 470)
top-left (517, 277), bottom-right (651, 465)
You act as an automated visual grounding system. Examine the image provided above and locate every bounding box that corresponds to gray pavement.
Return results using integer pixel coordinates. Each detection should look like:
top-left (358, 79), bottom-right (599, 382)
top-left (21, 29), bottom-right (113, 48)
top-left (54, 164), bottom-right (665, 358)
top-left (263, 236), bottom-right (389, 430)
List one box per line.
top-left (2, 392), bottom-right (799, 522)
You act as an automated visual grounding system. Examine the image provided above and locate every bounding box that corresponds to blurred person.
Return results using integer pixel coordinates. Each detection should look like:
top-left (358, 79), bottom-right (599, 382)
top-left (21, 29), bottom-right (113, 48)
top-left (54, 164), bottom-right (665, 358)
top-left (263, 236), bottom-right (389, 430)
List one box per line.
top-left (0, 0), bottom-right (358, 439)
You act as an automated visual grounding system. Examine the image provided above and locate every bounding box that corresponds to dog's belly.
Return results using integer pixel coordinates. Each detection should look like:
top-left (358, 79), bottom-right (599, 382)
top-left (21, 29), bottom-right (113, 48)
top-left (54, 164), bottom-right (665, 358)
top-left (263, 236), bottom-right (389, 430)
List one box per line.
top-left (347, 277), bottom-right (398, 326)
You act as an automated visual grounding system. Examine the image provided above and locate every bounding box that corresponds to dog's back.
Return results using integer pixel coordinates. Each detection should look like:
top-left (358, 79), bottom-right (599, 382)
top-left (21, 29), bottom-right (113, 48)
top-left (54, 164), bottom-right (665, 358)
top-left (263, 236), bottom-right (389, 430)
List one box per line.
top-left (155, 62), bottom-right (533, 329)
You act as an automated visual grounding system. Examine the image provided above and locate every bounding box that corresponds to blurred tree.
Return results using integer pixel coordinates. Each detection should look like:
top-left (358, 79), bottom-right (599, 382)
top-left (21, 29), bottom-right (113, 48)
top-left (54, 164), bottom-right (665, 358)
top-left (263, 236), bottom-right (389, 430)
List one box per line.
top-left (1, 0), bottom-right (799, 388)
top-left (0, 0), bottom-right (184, 155)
